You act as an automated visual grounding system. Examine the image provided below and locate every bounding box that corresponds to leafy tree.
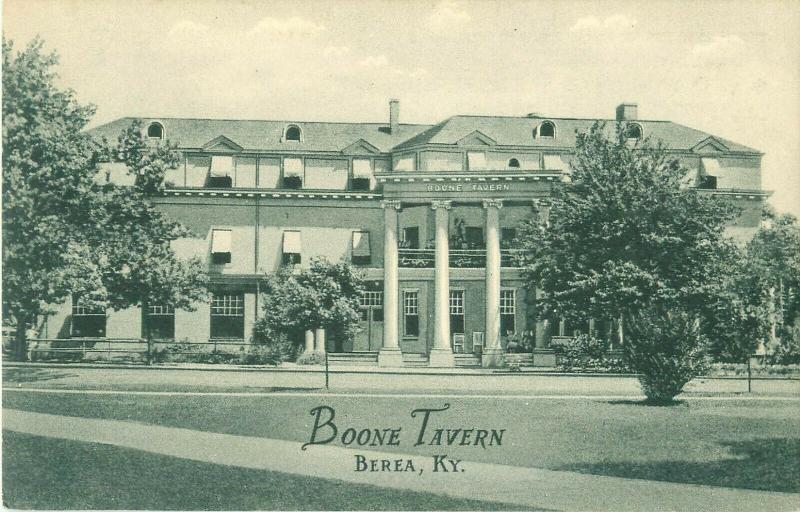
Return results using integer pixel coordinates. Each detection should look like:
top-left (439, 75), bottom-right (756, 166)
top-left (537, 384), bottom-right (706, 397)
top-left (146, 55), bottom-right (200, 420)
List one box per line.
top-left (2, 38), bottom-right (208, 360)
top-left (2, 38), bottom-right (107, 358)
top-left (254, 258), bottom-right (364, 353)
top-left (517, 122), bottom-right (739, 400)
top-left (743, 208), bottom-right (800, 362)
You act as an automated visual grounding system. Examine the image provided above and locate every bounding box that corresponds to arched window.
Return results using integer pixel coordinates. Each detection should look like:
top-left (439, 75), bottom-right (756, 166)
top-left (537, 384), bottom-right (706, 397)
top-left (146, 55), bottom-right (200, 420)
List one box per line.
top-left (625, 123), bottom-right (643, 139)
top-left (284, 125), bottom-right (302, 142)
top-left (538, 121), bottom-right (556, 138)
top-left (147, 122), bottom-right (164, 139)
top-left (508, 158), bottom-right (521, 169)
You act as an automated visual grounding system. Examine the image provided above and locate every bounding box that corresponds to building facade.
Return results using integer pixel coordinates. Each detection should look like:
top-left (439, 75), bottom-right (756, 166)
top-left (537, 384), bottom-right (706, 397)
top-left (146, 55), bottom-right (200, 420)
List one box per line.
top-left (42, 100), bottom-right (768, 367)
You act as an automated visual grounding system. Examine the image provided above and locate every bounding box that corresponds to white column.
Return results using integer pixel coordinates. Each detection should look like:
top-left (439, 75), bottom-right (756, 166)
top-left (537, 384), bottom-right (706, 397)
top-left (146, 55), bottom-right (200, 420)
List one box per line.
top-left (314, 328), bottom-right (326, 354)
top-left (429, 200), bottom-right (454, 367)
top-left (304, 329), bottom-right (314, 354)
top-left (379, 200), bottom-right (403, 366)
top-left (482, 199), bottom-right (504, 367)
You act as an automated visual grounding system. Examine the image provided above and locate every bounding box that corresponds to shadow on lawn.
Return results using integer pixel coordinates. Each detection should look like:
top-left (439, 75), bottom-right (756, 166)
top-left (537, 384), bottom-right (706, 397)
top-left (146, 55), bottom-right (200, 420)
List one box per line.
top-left (605, 399), bottom-right (689, 407)
top-left (2, 367), bottom-right (77, 384)
top-left (558, 438), bottom-right (800, 493)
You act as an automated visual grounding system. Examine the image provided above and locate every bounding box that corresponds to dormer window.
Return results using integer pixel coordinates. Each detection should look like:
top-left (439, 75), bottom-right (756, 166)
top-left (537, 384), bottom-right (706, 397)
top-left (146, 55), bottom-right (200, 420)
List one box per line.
top-left (147, 122), bottom-right (164, 139)
top-left (284, 124), bottom-right (302, 142)
top-left (536, 121), bottom-right (556, 138)
top-left (508, 158), bottom-right (520, 169)
top-left (625, 123), bottom-right (643, 140)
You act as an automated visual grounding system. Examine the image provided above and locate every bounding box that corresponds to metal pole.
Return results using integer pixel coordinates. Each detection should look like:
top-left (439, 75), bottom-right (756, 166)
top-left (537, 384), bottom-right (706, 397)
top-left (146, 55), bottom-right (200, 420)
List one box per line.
top-left (747, 356), bottom-right (752, 393)
top-left (325, 351), bottom-right (330, 390)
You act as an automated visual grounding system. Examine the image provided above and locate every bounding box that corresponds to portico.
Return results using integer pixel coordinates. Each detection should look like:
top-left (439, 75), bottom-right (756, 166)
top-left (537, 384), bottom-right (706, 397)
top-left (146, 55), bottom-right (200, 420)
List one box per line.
top-left (376, 171), bottom-right (560, 367)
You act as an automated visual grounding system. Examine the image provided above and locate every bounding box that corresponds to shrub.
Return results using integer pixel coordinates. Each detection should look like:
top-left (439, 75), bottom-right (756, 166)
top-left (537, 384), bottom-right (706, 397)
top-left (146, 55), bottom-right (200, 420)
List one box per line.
top-left (239, 334), bottom-right (294, 366)
top-left (767, 323), bottom-right (800, 365)
top-left (624, 309), bottom-right (711, 403)
top-left (296, 352), bottom-right (326, 365)
top-left (552, 334), bottom-right (626, 372)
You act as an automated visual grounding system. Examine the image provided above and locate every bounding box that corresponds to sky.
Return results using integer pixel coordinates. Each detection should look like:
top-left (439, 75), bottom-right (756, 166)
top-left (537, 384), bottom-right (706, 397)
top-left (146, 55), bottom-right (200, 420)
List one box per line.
top-left (4, 0), bottom-right (799, 215)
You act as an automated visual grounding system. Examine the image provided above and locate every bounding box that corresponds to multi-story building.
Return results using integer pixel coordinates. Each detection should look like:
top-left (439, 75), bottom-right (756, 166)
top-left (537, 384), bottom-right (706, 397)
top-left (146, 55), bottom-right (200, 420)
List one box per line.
top-left (42, 100), bottom-right (767, 367)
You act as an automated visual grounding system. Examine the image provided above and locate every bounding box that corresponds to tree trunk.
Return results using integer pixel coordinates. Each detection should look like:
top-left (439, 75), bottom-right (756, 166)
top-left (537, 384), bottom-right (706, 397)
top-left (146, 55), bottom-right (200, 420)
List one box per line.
top-left (14, 313), bottom-right (29, 362)
top-left (142, 295), bottom-right (153, 365)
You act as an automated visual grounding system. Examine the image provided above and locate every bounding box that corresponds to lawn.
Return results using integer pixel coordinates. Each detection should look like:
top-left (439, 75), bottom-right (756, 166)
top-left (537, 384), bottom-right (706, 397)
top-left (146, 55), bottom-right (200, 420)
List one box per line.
top-left (3, 431), bottom-right (528, 510)
top-left (4, 391), bottom-right (799, 494)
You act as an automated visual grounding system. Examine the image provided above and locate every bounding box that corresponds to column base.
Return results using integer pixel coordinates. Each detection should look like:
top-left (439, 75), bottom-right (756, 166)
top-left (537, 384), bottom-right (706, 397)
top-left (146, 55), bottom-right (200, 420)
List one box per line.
top-left (428, 348), bottom-right (455, 367)
top-left (378, 347), bottom-right (404, 367)
top-left (482, 348), bottom-right (505, 368)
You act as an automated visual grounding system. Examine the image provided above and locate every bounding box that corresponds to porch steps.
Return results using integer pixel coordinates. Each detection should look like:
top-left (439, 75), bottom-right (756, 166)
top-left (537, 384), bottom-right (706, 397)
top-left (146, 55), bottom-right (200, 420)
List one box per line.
top-left (402, 353), bottom-right (429, 367)
top-left (454, 353), bottom-right (482, 368)
top-left (326, 351), bottom-right (378, 366)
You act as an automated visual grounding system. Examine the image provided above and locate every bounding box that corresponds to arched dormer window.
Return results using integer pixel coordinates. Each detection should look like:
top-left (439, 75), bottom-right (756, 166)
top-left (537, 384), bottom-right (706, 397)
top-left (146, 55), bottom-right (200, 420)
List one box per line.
top-left (508, 158), bottom-right (521, 169)
top-left (625, 122), bottom-right (643, 140)
top-left (147, 122), bottom-right (164, 139)
top-left (537, 121), bottom-right (556, 138)
top-left (284, 124), bottom-right (302, 142)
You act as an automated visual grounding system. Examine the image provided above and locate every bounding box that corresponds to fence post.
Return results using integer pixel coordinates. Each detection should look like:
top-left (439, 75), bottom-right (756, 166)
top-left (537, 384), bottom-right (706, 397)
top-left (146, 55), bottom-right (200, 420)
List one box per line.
top-left (325, 351), bottom-right (329, 390)
top-left (747, 356), bottom-right (752, 393)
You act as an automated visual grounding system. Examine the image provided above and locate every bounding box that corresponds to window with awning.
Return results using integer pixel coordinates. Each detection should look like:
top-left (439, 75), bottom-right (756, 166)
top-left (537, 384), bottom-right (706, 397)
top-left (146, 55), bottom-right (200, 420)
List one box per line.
top-left (352, 159), bottom-right (374, 191)
top-left (282, 230), bottom-right (302, 265)
top-left (208, 156), bottom-right (233, 187)
top-left (352, 230), bottom-right (371, 264)
top-left (283, 158), bottom-right (304, 189)
top-left (211, 229), bottom-right (232, 264)
top-left (700, 158), bottom-right (721, 189)
top-left (467, 151), bottom-right (487, 170)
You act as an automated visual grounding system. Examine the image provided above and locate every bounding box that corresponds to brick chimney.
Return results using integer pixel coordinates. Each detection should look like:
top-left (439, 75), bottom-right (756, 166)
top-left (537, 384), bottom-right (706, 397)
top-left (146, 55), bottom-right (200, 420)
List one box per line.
top-left (616, 103), bottom-right (638, 121)
top-left (389, 98), bottom-right (400, 134)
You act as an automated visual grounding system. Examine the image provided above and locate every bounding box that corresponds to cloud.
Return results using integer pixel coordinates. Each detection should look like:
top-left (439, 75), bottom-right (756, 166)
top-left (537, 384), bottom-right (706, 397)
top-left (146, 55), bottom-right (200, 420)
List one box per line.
top-left (427, 1), bottom-right (472, 30)
top-left (570, 14), bottom-right (636, 32)
top-left (323, 45), bottom-right (350, 58)
top-left (359, 55), bottom-right (388, 67)
top-left (248, 16), bottom-right (326, 37)
top-left (692, 35), bottom-right (745, 58)
top-left (168, 20), bottom-right (210, 39)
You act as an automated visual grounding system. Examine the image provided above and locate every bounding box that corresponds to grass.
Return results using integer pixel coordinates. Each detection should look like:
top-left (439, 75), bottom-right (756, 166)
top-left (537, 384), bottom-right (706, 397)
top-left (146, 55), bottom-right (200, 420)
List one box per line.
top-left (4, 391), bottom-right (799, 494)
top-left (3, 431), bottom-right (528, 510)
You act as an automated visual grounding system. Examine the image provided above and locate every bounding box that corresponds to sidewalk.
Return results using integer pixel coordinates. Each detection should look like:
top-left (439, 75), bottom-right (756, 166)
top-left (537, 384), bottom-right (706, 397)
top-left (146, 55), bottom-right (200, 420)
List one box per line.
top-left (4, 363), bottom-right (799, 396)
top-left (5, 408), bottom-right (797, 511)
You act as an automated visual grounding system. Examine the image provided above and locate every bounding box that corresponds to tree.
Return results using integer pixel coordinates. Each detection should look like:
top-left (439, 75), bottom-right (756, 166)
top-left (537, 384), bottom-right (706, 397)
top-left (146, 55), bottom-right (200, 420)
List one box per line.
top-left (743, 208), bottom-right (800, 362)
top-left (517, 122), bottom-right (739, 400)
top-left (2, 38), bottom-right (107, 359)
top-left (254, 258), bottom-right (364, 353)
top-left (98, 120), bottom-right (209, 362)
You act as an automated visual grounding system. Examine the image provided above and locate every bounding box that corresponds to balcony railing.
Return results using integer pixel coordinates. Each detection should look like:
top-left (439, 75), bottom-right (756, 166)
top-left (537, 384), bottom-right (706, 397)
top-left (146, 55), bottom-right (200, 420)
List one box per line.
top-left (398, 249), bottom-right (524, 268)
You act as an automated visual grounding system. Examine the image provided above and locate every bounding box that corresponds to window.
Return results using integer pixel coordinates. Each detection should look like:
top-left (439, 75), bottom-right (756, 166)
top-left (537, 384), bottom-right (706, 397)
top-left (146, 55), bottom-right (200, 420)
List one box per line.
top-left (211, 229), bottom-right (232, 264)
top-left (508, 158), bottom-right (520, 169)
top-left (208, 155), bottom-right (233, 188)
top-left (210, 293), bottom-right (245, 339)
top-left (145, 304), bottom-right (175, 340)
top-left (351, 159), bottom-right (373, 191)
top-left (359, 290), bottom-right (384, 322)
top-left (352, 230), bottom-right (371, 265)
top-left (467, 151), bottom-right (487, 171)
top-left (403, 290), bottom-right (419, 337)
top-left (393, 155), bottom-right (415, 171)
top-left (147, 122), bottom-right (164, 139)
top-left (449, 290), bottom-right (465, 334)
top-left (284, 125), bottom-right (302, 142)
top-left (625, 123), bottom-right (642, 139)
top-left (71, 296), bottom-right (106, 338)
top-left (500, 289), bottom-right (516, 335)
top-left (700, 158), bottom-right (720, 190)
top-left (283, 158), bottom-right (304, 189)
top-left (402, 227), bottom-right (419, 249)
top-left (465, 226), bottom-right (484, 249)
top-left (501, 228), bottom-right (517, 248)
top-left (282, 230), bottom-right (302, 265)
top-left (537, 121), bottom-right (556, 138)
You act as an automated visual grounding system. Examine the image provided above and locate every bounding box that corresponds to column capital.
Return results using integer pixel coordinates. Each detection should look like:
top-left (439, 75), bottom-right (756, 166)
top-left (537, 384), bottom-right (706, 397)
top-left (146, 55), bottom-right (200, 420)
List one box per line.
top-left (430, 200), bottom-right (452, 210)
top-left (482, 199), bottom-right (504, 210)
top-left (380, 200), bottom-right (402, 210)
